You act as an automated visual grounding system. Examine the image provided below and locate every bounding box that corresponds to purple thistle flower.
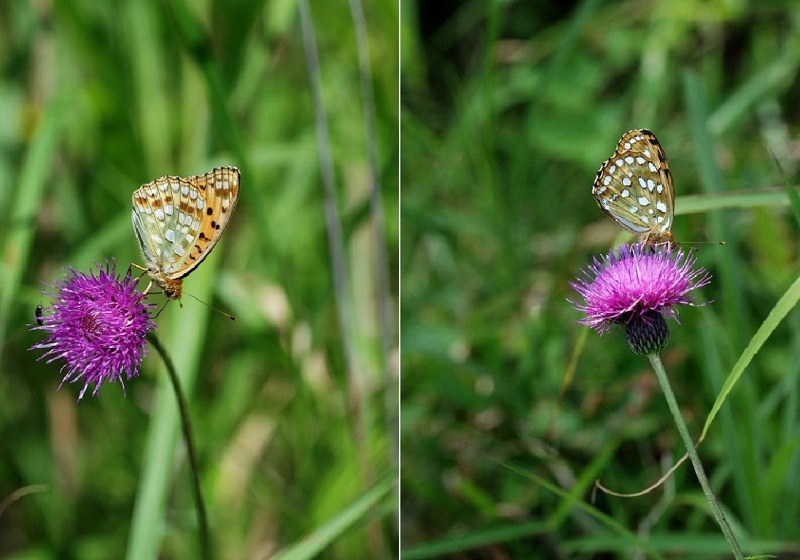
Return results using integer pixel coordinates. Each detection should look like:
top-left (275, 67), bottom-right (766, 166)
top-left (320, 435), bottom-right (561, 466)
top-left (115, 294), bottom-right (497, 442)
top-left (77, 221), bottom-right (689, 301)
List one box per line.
top-left (30, 262), bottom-right (156, 400)
top-left (569, 244), bottom-right (711, 354)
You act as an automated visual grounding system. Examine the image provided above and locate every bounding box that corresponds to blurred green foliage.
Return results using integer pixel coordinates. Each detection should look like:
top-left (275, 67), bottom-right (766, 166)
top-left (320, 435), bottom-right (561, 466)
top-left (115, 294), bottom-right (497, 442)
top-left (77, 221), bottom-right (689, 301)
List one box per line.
top-left (0, 1), bottom-right (397, 559)
top-left (402, 1), bottom-right (800, 558)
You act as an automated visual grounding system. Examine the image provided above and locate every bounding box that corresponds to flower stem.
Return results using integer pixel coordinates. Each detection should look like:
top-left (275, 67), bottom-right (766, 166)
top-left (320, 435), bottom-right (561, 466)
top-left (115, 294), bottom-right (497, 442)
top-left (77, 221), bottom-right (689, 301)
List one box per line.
top-left (647, 352), bottom-right (744, 559)
top-left (147, 333), bottom-right (211, 560)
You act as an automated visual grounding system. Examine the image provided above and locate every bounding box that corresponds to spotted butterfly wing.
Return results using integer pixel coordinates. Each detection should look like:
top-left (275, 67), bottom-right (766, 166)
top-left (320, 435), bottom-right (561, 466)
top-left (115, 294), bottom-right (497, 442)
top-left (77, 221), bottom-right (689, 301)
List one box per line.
top-left (131, 166), bottom-right (241, 299)
top-left (592, 129), bottom-right (675, 248)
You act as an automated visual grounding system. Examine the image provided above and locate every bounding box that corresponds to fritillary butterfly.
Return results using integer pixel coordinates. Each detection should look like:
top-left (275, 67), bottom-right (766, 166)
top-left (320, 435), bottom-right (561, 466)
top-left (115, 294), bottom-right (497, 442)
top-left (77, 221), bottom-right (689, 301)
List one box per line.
top-left (592, 129), bottom-right (675, 248)
top-left (131, 166), bottom-right (240, 300)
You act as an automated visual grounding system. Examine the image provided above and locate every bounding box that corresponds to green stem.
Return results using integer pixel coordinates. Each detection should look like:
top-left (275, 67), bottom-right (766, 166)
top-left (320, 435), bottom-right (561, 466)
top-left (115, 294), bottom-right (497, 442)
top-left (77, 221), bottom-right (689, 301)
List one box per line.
top-left (647, 352), bottom-right (744, 559)
top-left (147, 332), bottom-right (211, 560)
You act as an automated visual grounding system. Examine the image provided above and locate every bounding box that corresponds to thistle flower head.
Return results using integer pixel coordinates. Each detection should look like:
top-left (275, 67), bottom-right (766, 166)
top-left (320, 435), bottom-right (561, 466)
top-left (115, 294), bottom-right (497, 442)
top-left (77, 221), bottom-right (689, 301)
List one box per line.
top-left (30, 262), bottom-right (156, 400)
top-left (569, 244), bottom-right (711, 354)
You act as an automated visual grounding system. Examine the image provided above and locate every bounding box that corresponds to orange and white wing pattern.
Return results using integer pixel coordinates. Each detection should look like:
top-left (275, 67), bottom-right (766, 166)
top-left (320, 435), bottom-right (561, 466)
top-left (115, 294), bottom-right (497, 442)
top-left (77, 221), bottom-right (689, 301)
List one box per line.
top-left (592, 129), bottom-right (675, 247)
top-left (132, 166), bottom-right (241, 299)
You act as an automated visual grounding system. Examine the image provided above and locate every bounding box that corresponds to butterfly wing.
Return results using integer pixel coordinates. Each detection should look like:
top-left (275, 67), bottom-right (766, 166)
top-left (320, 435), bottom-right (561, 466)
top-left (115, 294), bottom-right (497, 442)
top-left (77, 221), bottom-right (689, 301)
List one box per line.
top-left (131, 189), bottom-right (168, 274)
top-left (173, 166), bottom-right (241, 279)
top-left (132, 166), bottom-right (241, 282)
top-left (592, 129), bottom-right (674, 243)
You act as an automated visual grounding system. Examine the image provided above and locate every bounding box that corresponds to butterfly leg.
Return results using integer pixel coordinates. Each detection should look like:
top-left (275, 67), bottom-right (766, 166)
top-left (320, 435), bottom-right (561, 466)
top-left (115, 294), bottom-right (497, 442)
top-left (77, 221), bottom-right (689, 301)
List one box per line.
top-left (129, 262), bottom-right (152, 294)
top-left (153, 299), bottom-right (170, 318)
top-left (141, 280), bottom-right (154, 297)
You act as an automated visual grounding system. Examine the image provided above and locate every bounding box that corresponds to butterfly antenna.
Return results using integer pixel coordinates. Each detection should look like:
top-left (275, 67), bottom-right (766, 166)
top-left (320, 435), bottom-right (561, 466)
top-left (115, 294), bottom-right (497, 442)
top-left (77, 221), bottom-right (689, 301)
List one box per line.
top-left (683, 241), bottom-right (727, 252)
top-left (185, 292), bottom-right (236, 321)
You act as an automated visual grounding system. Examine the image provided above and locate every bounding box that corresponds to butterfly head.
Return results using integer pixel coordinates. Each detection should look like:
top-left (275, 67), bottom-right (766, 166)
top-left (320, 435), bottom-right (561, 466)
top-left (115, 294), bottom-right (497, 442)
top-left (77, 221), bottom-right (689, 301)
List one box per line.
top-left (158, 276), bottom-right (183, 300)
top-left (143, 269), bottom-right (183, 300)
top-left (642, 229), bottom-right (676, 251)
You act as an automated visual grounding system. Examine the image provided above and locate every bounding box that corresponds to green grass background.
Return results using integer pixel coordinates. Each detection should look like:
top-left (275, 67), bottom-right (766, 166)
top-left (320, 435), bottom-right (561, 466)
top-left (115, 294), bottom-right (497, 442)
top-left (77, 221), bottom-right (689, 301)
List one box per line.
top-left (402, 1), bottom-right (800, 558)
top-left (0, 1), bottom-right (397, 559)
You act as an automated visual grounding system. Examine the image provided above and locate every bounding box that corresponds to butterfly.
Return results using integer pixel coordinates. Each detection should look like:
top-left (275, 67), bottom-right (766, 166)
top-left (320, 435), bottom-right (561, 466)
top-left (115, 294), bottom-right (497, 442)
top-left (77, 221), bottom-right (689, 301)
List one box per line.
top-left (592, 129), bottom-right (675, 248)
top-left (131, 166), bottom-right (240, 300)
